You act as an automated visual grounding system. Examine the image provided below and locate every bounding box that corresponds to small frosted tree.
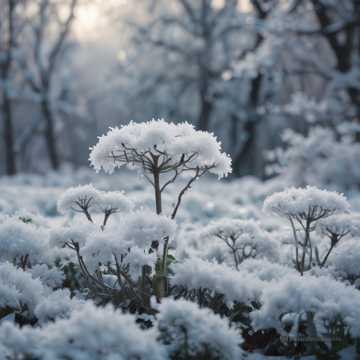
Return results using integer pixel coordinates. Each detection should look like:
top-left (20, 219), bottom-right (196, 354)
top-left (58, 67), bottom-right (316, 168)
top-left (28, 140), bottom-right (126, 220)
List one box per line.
top-left (90, 119), bottom-right (231, 218)
top-left (203, 219), bottom-right (278, 270)
top-left (264, 187), bottom-right (350, 275)
top-left (89, 119), bottom-right (231, 298)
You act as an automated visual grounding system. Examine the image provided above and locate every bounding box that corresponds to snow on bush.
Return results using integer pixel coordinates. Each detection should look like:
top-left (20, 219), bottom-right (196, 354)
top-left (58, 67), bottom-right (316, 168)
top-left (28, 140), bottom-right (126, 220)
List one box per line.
top-left (331, 238), bottom-right (360, 282)
top-left (156, 298), bottom-right (243, 360)
top-left (29, 264), bottom-right (65, 289)
top-left (171, 258), bottom-right (265, 305)
top-left (0, 262), bottom-right (45, 317)
top-left (34, 289), bottom-right (84, 324)
top-left (0, 217), bottom-right (49, 268)
top-left (251, 273), bottom-right (360, 339)
top-left (0, 302), bottom-right (164, 360)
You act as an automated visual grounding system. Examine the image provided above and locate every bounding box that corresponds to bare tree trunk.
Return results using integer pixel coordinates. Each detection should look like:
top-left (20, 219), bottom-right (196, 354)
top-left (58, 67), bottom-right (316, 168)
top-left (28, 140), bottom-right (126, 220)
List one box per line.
top-left (41, 98), bottom-right (60, 170)
top-left (233, 73), bottom-right (264, 177)
top-left (0, 0), bottom-right (17, 175)
top-left (1, 91), bottom-right (17, 175)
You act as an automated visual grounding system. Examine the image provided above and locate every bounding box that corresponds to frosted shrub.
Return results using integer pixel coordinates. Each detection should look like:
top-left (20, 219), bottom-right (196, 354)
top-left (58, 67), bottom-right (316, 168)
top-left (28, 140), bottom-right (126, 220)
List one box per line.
top-left (0, 302), bottom-right (165, 360)
top-left (171, 258), bottom-right (264, 307)
top-left (331, 239), bottom-right (360, 284)
top-left (0, 218), bottom-right (49, 269)
top-left (156, 298), bottom-right (243, 360)
top-left (251, 273), bottom-right (360, 343)
top-left (203, 219), bottom-right (279, 269)
top-left (0, 262), bottom-right (45, 320)
top-left (59, 210), bottom-right (176, 309)
top-left (264, 186), bottom-right (350, 274)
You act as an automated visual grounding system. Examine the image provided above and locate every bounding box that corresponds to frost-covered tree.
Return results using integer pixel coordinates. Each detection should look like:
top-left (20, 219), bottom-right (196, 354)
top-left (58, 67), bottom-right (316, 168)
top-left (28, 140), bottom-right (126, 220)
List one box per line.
top-left (0, 0), bottom-right (28, 175)
top-left (23, 0), bottom-right (78, 170)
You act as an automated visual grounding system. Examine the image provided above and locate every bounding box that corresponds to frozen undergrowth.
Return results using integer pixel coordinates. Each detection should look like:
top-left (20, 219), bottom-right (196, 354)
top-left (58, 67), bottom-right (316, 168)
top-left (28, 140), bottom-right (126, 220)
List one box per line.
top-left (0, 121), bottom-right (359, 360)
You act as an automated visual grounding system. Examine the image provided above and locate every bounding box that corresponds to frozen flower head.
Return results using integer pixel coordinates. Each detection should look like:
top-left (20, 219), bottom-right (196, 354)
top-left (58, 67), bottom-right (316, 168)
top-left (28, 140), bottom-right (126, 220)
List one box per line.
top-left (96, 191), bottom-right (133, 214)
top-left (263, 186), bottom-right (350, 221)
top-left (204, 218), bottom-right (263, 241)
top-left (318, 213), bottom-right (360, 239)
top-left (89, 119), bottom-right (232, 178)
top-left (57, 184), bottom-right (101, 217)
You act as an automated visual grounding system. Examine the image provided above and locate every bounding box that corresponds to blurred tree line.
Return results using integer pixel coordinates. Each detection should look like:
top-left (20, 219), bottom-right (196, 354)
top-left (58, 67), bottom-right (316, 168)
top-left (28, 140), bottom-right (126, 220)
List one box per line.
top-left (1, 0), bottom-right (359, 177)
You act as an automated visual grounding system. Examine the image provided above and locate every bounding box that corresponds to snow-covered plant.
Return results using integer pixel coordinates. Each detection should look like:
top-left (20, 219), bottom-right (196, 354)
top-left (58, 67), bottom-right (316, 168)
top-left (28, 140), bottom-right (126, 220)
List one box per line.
top-left (57, 210), bottom-right (176, 309)
top-left (264, 186), bottom-right (350, 274)
top-left (58, 184), bottom-right (101, 222)
top-left (251, 273), bottom-right (360, 343)
top-left (203, 219), bottom-right (279, 270)
top-left (171, 258), bottom-right (264, 307)
top-left (89, 119), bottom-right (231, 300)
top-left (331, 239), bottom-right (360, 284)
top-left (0, 302), bottom-right (164, 360)
top-left (34, 289), bottom-right (84, 324)
top-left (316, 213), bottom-right (360, 268)
top-left (156, 298), bottom-right (243, 360)
top-left (0, 262), bottom-right (45, 321)
top-left (58, 184), bottom-right (132, 228)
top-left (89, 120), bottom-right (232, 218)
top-left (0, 218), bottom-right (49, 270)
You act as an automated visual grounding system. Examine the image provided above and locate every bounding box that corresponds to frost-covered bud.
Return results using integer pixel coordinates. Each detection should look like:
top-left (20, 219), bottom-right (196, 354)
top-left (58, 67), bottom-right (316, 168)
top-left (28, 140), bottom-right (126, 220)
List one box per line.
top-left (89, 119), bottom-right (232, 178)
top-left (263, 186), bottom-right (350, 220)
top-left (156, 298), bottom-right (243, 360)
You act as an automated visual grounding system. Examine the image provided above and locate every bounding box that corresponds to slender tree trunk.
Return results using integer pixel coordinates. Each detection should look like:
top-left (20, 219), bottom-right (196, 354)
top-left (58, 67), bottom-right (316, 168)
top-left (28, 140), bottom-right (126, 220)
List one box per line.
top-left (233, 73), bottom-right (264, 177)
top-left (2, 91), bottom-right (17, 175)
top-left (0, 0), bottom-right (17, 175)
top-left (198, 67), bottom-right (213, 131)
top-left (41, 98), bottom-right (60, 170)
